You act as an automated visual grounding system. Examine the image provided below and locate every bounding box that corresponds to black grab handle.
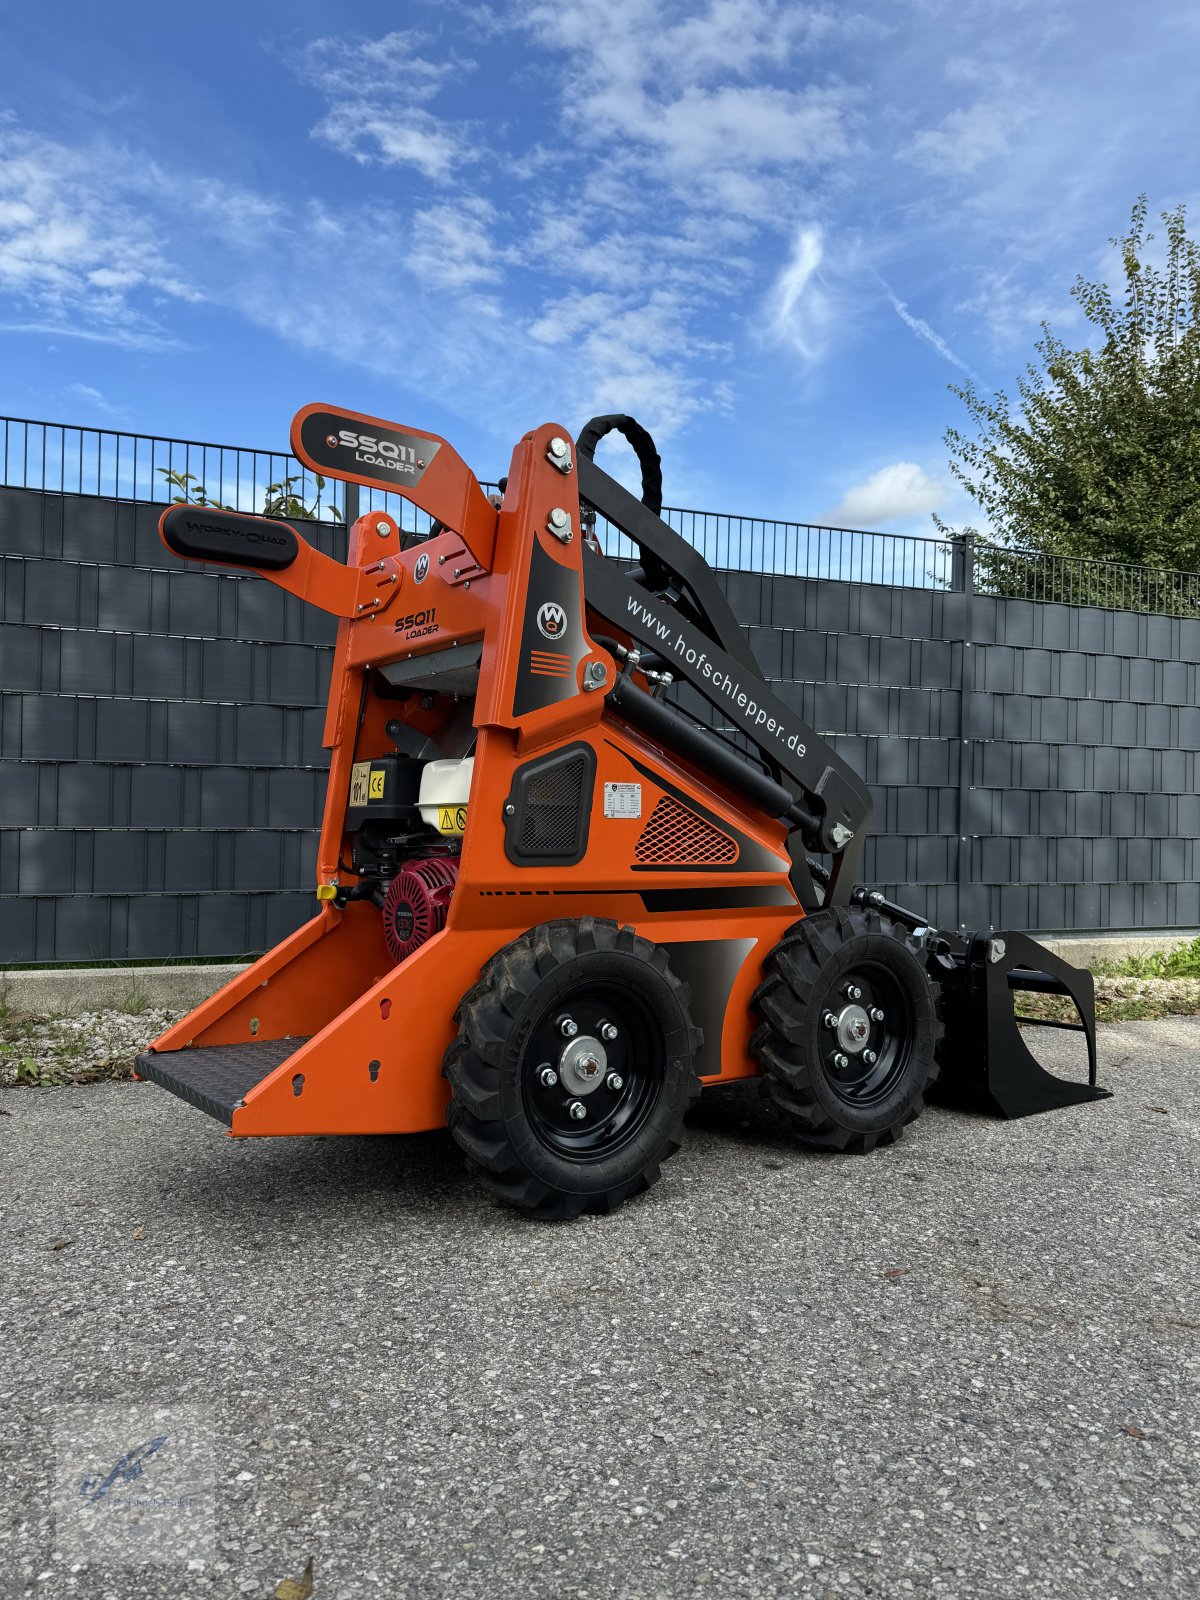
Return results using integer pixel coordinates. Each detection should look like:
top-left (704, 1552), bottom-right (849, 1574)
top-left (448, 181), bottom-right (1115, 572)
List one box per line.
top-left (575, 414), bottom-right (663, 517)
top-left (160, 504), bottom-right (300, 571)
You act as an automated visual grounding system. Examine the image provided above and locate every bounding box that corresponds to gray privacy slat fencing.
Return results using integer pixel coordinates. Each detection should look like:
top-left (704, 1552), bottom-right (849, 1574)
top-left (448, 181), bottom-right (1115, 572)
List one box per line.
top-left (2, 469), bottom-right (1199, 961)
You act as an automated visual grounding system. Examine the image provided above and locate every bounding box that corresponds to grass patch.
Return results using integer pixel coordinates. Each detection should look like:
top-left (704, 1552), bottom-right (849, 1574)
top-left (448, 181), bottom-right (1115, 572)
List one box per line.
top-left (1091, 933), bottom-right (1200, 980)
top-left (1023, 975), bottom-right (1200, 1025)
top-left (119, 983), bottom-right (152, 1017)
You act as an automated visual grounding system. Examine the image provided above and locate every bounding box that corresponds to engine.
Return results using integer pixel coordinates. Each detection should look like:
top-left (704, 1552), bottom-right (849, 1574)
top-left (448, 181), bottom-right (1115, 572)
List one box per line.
top-left (381, 857), bottom-right (458, 963)
top-left (344, 752), bottom-right (472, 963)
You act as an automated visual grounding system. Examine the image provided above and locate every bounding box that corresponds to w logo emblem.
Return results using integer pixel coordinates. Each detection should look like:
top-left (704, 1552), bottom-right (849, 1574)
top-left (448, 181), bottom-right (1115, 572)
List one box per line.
top-left (536, 602), bottom-right (567, 640)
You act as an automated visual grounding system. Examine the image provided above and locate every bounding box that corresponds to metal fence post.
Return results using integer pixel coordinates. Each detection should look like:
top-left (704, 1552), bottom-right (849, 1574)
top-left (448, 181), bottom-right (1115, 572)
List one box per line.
top-left (950, 529), bottom-right (975, 594)
top-left (343, 481), bottom-right (360, 549)
top-left (954, 533), bottom-right (977, 933)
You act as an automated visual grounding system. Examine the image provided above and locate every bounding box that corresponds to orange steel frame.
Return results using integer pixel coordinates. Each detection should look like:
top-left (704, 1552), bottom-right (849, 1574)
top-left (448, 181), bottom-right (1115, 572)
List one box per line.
top-left (147, 410), bottom-right (805, 1136)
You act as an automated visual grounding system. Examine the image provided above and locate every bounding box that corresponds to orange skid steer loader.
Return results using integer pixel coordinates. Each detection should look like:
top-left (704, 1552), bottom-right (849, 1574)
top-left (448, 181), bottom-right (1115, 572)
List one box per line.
top-left (136, 405), bottom-right (1109, 1218)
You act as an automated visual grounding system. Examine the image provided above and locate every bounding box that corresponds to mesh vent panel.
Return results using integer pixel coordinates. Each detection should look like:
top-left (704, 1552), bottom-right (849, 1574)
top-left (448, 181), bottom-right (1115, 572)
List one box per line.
top-left (520, 756), bottom-right (584, 850)
top-left (512, 750), bottom-right (591, 859)
top-left (634, 797), bottom-right (739, 866)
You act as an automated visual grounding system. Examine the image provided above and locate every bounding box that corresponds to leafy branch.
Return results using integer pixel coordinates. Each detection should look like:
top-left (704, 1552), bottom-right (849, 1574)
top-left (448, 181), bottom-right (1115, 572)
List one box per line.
top-left (156, 468), bottom-right (340, 522)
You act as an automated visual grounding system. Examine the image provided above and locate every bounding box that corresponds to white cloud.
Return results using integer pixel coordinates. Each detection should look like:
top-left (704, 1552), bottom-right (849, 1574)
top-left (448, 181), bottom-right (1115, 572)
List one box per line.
top-left (0, 121), bottom-right (196, 346)
top-left (13, 0), bottom-right (1172, 478)
top-left (275, 5), bottom-right (865, 432)
top-left (0, 320), bottom-right (178, 351)
top-left (66, 381), bottom-right (126, 418)
top-left (956, 268), bottom-right (1080, 349)
top-left (408, 200), bottom-right (501, 289)
top-left (512, 1), bottom-right (857, 219)
top-left (883, 284), bottom-right (974, 375)
top-left (906, 100), bottom-right (1021, 177)
top-left (294, 31), bottom-right (472, 179)
top-left (528, 292), bottom-right (617, 347)
top-left (254, 3), bottom-right (876, 448)
top-left (830, 462), bottom-right (945, 526)
top-left (768, 226), bottom-right (830, 360)
top-left (273, 5), bottom-right (857, 434)
top-left (0, 118), bottom-right (553, 441)
top-left (526, 286), bottom-right (726, 436)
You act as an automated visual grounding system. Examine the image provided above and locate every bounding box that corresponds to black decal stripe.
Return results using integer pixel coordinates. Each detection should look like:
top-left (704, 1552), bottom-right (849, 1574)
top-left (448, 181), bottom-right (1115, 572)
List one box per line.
top-left (513, 540), bottom-right (586, 716)
top-left (660, 937), bottom-right (758, 1078)
top-left (641, 887), bottom-right (796, 912)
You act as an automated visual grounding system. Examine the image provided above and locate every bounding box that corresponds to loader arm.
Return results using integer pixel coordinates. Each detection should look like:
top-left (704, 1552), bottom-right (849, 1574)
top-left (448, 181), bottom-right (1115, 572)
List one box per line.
top-left (575, 442), bottom-right (871, 902)
top-left (290, 402), bottom-right (498, 573)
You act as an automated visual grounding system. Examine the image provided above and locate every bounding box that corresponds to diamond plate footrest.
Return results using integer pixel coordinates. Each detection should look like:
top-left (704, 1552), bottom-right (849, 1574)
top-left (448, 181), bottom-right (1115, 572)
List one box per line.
top-left (136, 1039), bottom-right (310, 1126)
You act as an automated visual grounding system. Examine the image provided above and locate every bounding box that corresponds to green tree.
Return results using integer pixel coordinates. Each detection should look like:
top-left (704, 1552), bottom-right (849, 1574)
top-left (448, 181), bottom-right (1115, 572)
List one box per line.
top-left (941, 197), bottom-right (1200, 608)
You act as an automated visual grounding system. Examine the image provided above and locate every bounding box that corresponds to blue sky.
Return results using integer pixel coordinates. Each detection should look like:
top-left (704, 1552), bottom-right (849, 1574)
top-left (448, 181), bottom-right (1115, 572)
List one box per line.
top-left (1, 0), bottom-right (1197, 533)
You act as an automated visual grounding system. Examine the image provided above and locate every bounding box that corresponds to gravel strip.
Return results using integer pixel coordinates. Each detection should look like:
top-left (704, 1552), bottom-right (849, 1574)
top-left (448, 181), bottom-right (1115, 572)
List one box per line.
top-left (6, 977), bottom-right (1199, 1089)
top-left (0, 1019), bottom-right (1196, 1598)
top-left (0, 1010), bottom-right (182, 1087)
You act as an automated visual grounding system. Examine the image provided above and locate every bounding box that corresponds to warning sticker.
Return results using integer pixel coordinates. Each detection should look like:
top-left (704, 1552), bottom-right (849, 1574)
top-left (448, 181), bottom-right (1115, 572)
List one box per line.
top-left (604, 782), bottom-right (642, 819)
top-left (350, 761), bottom-right (373, 807)
top-left (437, 805), bottom-right (468, 836)
top-left (351, 762), bottom-right (388, 806)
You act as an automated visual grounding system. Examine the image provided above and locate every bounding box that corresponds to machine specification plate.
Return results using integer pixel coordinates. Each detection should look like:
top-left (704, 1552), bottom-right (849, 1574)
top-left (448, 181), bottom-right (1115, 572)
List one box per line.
top-left (603, 782), bottom-right (642, 819)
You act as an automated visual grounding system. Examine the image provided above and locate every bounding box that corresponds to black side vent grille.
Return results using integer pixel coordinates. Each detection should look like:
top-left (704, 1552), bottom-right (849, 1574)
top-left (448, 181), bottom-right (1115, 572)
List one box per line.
top-left (504, 743), bottom-right (596, 866)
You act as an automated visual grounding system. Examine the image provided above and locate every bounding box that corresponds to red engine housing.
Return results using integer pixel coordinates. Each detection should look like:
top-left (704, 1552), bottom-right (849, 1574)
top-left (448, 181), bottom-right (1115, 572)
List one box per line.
top-left (381, 857), bottom-right (459, 964)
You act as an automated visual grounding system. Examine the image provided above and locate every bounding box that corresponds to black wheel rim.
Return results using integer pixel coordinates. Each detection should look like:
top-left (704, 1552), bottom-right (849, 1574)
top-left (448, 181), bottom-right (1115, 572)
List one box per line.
top-left (817, 962), bottom-right (914, 1106)
top-left (522, 981), bottom-right (664, 1159)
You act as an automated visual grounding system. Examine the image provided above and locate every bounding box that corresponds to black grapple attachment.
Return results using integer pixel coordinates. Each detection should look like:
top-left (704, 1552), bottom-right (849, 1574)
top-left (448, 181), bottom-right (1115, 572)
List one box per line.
top-left (799, 871), bottom-right (1109, 1121)
top-left (928, 929), bottom-right (1111, 1118)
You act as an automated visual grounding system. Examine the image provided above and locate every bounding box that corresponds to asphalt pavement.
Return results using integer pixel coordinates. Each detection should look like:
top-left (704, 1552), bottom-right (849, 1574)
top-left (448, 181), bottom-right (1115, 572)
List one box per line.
top-left (1, 1019), bottom-right (1197, 1599)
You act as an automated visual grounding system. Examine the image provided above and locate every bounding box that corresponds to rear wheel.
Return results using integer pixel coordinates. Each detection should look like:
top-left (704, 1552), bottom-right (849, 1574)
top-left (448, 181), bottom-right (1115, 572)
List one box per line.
top-left (751, 906), bottom-right (942, 1152)
top-left (444, 917), bottom-right (701, 1218)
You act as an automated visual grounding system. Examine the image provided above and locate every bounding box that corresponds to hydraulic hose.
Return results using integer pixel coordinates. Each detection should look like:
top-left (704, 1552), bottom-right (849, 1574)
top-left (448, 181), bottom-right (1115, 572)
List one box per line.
top-left (575, 415), bottom-right (664, 516)
top-left (608, 674), bottom-right (821, 841)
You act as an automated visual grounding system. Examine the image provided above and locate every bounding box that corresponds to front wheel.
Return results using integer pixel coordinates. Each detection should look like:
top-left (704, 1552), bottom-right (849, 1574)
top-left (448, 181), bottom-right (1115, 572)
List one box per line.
top-left (444, 918), bottom-right (702, 1218)
top-left (751, 906), bottom-right (943, 1152)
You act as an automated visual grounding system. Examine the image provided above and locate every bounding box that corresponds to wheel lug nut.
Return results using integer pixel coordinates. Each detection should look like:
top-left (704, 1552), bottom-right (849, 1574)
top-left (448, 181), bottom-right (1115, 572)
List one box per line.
top-left (606, 1072), bottom-right (624, 1091)
top-left (559, 1016), bottom-right (578, 1038)
top-left (863, 1049), bottom-right (878, 1065)
top-left (833, 1052), bottom-right (850, 1070)
top-left (822, 1011), bottom-right (838, 1029)
top-left (599, 1020), bottom-right (618, 1042)
top-left (537, 1065), bottom-right (558, 1088)
top-left (568, 1100), bottom-right (587, 1121)
top-left (869, 1007), bottom-right (885, 1023)
top-left (845, 984), bottom-right (862, 1001)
